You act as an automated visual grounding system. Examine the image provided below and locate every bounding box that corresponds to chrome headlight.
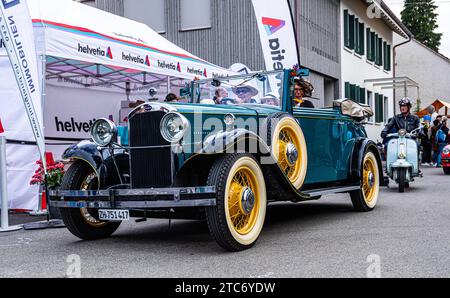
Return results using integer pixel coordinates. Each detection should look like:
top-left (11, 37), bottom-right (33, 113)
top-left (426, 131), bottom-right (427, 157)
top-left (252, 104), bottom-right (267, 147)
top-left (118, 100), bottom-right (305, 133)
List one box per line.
top-left (90, 118), bottom-right (117, 147)
top-left (160, 112), bottom-right (190, 143)
top-left (398, 129), bottom-right (407, 137)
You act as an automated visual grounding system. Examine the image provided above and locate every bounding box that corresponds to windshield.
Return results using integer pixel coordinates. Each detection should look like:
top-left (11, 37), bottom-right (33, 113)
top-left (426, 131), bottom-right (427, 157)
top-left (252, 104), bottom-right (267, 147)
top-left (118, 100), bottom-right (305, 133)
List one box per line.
top-left (192, 71), bottom-right (284, 108)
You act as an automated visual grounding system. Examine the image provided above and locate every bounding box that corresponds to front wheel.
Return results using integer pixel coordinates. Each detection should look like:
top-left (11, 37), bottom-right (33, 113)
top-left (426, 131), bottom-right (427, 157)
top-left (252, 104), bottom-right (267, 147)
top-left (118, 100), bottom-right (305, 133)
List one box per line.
top-left (398, 168), bottom-right (406, 193)
top-left (205, 154), bottom-right (267, 251)
top-left (59, 160), bottom-right (121, 240)
top-left (350, 151), bottom-right (380, 212)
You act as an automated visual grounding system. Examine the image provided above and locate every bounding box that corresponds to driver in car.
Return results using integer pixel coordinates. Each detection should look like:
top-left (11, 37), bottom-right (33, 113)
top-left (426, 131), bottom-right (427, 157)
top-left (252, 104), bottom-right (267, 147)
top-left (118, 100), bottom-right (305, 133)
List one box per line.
top-left (381, 97), bottom-right (420, 140)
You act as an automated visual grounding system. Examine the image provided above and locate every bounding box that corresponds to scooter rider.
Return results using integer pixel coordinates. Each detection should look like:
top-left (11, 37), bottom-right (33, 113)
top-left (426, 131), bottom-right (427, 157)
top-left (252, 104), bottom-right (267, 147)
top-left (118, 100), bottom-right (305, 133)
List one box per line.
top-left (381, 97), bottom-right (420, 140)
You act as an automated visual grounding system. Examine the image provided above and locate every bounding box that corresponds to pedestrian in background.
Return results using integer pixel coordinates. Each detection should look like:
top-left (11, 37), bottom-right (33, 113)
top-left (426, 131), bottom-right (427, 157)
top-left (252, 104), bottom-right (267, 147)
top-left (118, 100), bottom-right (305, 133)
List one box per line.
top-left (428, 105), bottom-right (439, 124)
top-left (420, 115), bottom-right (432, 165)
top-left (431, 116), bottom-right (443, 166)
top-left (434, 117), bottom-right (448, 167)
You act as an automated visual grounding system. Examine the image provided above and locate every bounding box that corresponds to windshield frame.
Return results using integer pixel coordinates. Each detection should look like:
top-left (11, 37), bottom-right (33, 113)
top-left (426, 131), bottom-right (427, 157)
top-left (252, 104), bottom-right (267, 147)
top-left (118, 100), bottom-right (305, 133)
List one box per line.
top-left (190, 70), bottom-right (285, 108)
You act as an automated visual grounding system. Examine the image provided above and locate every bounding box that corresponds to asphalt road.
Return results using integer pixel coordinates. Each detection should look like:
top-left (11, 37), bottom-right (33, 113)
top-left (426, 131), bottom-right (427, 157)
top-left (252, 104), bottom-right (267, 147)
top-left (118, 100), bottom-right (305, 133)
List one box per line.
top-left (1, 166), bottom-right (449, 278)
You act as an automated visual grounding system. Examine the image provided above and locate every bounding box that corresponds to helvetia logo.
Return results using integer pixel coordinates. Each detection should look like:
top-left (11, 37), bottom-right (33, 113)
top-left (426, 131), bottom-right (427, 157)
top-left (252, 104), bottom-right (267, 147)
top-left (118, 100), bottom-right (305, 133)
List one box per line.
top-left (78, 43), bottom-right (113, 59)
top-left (187, 67), bottom-right (206, 77)
top-left (2, 0), bottom-right (20, 9)
top-left (121, 52), bottom-right (149, 66)
top-left (262, 17), bottom-right (286, 36)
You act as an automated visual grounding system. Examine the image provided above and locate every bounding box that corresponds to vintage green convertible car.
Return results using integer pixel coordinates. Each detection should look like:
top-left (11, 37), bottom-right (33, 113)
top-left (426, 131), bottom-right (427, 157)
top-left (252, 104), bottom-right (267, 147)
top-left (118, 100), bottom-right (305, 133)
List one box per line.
top-left (49, 69), bottom-right (382, 251)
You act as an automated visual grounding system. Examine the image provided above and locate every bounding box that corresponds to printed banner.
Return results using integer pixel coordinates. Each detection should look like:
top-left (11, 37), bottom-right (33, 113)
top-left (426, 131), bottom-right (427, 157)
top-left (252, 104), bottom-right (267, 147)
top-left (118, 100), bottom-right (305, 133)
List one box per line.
top-left (0, 0), bottom-right (46, 171)
top-left (252, 0), bottom-right (299, 95)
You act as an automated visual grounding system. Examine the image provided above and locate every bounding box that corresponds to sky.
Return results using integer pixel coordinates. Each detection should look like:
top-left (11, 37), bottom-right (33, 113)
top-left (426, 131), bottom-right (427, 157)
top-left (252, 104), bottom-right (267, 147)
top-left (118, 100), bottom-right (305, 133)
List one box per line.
top-left (383, 0), bottom-right (450, 58)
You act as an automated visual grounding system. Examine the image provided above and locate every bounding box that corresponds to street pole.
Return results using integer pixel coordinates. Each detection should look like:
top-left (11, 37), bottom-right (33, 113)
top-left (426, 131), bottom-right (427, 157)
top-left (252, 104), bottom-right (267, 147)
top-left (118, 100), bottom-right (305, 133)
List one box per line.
top-left (0, 136), bottom-right (22, 232)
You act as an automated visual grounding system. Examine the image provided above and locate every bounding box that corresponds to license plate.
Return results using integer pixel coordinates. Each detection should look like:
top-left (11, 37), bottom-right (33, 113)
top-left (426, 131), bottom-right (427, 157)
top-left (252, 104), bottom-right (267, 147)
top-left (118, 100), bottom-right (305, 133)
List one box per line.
top-left (98, 209), bottom-right (130, 221)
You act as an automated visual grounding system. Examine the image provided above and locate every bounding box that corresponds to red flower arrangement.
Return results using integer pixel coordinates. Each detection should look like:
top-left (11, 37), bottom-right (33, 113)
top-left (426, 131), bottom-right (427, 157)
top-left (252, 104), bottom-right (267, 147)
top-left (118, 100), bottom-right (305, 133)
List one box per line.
top-left (30, 159), bottom-right (65, 189)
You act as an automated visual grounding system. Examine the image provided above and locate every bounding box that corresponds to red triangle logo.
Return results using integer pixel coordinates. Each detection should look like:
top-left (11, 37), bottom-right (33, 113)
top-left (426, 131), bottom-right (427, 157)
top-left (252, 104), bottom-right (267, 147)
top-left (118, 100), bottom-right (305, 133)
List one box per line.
top-left (203, 68), bottom-right (207, 78)
top-left (0, 118), bottom-right (4, 134)
top-left (145, 55), bottom-right (151, 66)
top-left (107, 47), bottom-right (113, 59)
top-left (262, 17), bottom-right (286, 35)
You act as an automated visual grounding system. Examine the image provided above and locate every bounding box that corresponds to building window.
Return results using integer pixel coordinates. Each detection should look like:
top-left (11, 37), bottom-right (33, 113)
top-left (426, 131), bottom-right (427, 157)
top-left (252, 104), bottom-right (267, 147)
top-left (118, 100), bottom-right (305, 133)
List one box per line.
top-left (345, 82), bottom-right (365, 104)
top-left (384, 96), bottom-right (389, 124)
top-left (180, 0), bottom-right (212, 31)
top-left (375, 93), bottom-right (384, 123)
top-left (367, 91), bottom-right (374, 122)
top-left (367, 29), bottom-right (375, 62)
top-left (375, 36), bottom-right (383, 66)
top-left (344, 10), bottom-right (350, 48)
top-left (356, 21), bottom-right (365, 55)
top-left (124, 0), bottom-right (166, 33)
top-left (384, 43), bottom-right (391, 71)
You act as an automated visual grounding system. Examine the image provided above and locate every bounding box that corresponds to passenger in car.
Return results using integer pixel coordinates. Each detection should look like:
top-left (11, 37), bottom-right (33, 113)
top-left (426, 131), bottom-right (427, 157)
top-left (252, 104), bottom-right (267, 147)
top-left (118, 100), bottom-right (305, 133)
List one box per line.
top-left (213, 87), bottom-right (229, 104)
top-left (293, 78), bottom-right (315, 108)
top-left (232, 85), bottom-right (259, 104)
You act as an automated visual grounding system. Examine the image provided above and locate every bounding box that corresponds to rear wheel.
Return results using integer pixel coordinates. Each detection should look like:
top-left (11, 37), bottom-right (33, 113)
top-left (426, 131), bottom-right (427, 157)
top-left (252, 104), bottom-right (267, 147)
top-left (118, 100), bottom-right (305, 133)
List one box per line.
top-left (265, 114), bottom-right (308, 190)
top-left (59, 160), bottom-right (121, 240)
top-left (350, 151), bottom-right (380, 212)
top-left (205, 154), bottom-right (267, 251)
top-left (398, 168), bottom-right (406, 193)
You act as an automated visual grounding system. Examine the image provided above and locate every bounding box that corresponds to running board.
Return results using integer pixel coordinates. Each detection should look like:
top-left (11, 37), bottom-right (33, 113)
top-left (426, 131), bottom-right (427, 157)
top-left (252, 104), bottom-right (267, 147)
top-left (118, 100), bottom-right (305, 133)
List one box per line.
top-left (302, 185), bottom-right (360, 197)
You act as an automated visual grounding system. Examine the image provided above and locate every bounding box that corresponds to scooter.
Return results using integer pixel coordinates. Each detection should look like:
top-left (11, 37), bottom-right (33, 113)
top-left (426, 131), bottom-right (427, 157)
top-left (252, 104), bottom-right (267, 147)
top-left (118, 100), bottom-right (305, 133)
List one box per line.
top-left (385, 127), bottom-right (423, 193)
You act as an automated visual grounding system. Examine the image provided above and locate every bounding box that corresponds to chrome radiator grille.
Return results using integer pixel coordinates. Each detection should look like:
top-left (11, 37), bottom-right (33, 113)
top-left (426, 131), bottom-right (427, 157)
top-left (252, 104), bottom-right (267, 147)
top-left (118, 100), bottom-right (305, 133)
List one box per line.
top-left (129, 111), bottom-right (173, 188)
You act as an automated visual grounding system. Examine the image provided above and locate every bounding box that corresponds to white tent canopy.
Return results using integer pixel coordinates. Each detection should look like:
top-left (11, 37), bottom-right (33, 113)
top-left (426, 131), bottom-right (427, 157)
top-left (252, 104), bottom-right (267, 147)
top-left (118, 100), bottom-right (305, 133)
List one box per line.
top-left (29, 0), bottom-right (234, 87)
top-left (0, 0), bottom-right (235, 210)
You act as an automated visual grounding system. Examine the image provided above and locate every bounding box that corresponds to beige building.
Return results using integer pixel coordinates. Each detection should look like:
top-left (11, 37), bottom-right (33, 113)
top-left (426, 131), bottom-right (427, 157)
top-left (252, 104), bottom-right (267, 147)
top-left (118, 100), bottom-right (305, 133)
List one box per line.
top-left (394, 36), bottom-right (450, 113)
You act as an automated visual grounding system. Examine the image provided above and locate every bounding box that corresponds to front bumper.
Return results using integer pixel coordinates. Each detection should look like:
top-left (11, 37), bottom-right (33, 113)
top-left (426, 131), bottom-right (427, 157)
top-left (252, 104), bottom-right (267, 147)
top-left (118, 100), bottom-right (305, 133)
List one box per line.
top-left (48, 186), bottom-right (217, 209)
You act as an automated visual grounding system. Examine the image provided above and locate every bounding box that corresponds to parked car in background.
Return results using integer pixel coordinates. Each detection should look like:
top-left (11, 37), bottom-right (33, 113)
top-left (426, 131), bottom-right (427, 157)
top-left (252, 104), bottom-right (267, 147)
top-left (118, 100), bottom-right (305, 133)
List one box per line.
top-left (442, 145), bottom-right (450, 175)
top-left (49, 69), bottom-right (382, 251)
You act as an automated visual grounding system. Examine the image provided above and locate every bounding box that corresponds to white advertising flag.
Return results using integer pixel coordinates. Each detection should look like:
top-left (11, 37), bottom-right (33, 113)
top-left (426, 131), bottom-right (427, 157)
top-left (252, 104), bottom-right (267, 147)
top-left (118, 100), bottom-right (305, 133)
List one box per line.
top-left (0, 0), bottom-right (46, 171)
top-left (252, 0), bottom-right (299, 71)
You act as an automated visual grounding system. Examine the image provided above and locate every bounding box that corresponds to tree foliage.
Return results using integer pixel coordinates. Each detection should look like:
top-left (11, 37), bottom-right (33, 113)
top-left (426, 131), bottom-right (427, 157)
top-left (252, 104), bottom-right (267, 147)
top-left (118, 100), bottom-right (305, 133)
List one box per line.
top-left (401, 0), bottom-right (442, 51)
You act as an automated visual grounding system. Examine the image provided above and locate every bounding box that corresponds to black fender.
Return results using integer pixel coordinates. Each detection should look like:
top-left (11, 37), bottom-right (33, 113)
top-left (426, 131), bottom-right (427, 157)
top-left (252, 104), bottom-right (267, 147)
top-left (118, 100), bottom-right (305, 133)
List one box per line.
top-left (62, 140), bottom-right (129, 187)
top-left (350, 138), bottom-right (384, 186)
top-left (178, 129), bottom-right (310, 201)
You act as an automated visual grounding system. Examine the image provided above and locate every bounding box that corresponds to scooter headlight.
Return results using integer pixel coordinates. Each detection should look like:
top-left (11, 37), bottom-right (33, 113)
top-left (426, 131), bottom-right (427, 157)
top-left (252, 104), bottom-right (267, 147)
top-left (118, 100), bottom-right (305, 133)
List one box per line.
top-left (398, 143), bottom-right (406, 159)
top-left (90, 118), bottom-right (117, 147)
top-left (398, 129), bottom-right (407, 137)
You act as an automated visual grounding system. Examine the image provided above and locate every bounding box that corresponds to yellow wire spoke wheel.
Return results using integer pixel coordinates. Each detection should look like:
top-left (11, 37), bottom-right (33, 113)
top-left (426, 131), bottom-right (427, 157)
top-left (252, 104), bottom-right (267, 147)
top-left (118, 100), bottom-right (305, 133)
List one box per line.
top-left (271, 116), bottom-right (308, 190)
top-left (227, 167), bottom-right (260, 235)
top-left (361, 152), bottom-right (379, 208)
top-left (79, 173), bottom-right (107, 228)
top-left (206, 154), bottom-right (267, 251)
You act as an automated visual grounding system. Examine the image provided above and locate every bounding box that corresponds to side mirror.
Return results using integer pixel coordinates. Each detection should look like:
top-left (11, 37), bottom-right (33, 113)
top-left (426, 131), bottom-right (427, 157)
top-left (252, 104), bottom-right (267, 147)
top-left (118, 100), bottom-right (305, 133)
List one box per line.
top-left (297, 68), bottom-right (310, 77)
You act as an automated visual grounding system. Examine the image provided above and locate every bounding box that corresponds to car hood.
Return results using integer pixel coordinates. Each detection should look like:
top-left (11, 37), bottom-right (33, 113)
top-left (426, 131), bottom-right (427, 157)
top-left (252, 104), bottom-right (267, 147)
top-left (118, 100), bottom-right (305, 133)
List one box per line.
top-left (169, 102), bottom-right (280, 117)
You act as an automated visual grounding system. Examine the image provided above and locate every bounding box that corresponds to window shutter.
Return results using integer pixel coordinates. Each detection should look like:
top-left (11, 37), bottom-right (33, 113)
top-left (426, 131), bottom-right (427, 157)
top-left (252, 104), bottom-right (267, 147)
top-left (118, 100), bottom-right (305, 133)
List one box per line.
top-left (359, 22), bottom-right (365, 55)
top-left (360, 88), bottom-right (366, 104)
top-left (345, 82), bottom-right (350, 98)
top-left (370, 32), bottom-right (376, 61)
top-left (349, 14), bottom-right (355, 50)
top-left (350, 84), bottom-right (356, 101)
top-left (344, 10), bottom-right (350, 48)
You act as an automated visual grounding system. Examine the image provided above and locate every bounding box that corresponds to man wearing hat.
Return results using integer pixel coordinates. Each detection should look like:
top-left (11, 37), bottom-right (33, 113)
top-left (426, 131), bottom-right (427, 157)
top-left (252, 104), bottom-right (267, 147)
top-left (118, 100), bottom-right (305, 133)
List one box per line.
top-left (232, 85), bottom-right (259, 104)
top-left (293, 78), bottom-right (315, 108)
